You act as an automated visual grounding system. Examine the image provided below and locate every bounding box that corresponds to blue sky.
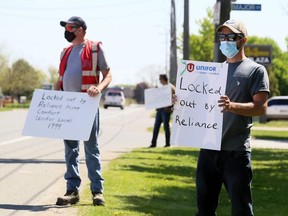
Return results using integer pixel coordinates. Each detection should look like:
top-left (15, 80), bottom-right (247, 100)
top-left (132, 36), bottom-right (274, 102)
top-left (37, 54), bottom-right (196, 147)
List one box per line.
top-left (0, 0), bottom-right (287, 85)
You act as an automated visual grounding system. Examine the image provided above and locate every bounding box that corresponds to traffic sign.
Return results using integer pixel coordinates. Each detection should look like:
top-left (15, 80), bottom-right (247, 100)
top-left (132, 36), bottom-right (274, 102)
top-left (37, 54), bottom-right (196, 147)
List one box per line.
top-left (231, 4), bottom-right (261, 11)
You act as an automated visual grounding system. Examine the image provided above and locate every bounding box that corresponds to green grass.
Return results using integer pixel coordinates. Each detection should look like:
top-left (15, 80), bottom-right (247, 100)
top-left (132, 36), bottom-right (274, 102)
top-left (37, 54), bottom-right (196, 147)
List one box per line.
top-left (147, 128), bottom-right (288, 140)
top-left (254, 120), bottom-right (288, 127)
top-left (78, 147), bottom-right (288, 216)
top-left (252, 120), bottom-right (288, 140)
top-left (251, 130), bottom-right (288, 140)
top-left (0, 107), bottom-right (13, 111)
top-left (0, 103), bottom-right (30, 111)
top-left (148, 126), bottom-right (288, 140)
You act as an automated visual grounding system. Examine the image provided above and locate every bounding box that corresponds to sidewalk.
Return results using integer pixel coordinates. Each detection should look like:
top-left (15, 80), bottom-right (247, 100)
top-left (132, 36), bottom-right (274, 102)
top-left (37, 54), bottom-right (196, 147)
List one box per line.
top-left (251, 126), bottom-right (288, 149)
top-left (251, 138), bottom-right (288, 149)
top-left (253, 126), bottom-right (288, 131)
top-left (99, 105), bottom-right (155, 167)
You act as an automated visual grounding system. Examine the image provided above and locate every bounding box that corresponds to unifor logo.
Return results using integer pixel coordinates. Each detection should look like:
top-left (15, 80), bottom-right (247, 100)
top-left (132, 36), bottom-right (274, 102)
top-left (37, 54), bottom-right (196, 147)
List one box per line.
top-left (195, 65), bottom-right (217, 72)
top-left (180, 60), bottom-right (195, 76)
top-left (187, 63), bottom-right (194, 72)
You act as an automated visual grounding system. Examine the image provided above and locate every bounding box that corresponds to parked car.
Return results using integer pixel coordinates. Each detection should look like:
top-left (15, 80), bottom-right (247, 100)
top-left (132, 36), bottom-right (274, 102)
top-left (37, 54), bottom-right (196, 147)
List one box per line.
top-left (259, 96), bottom-right (288, 123)
top-left (103, 90), bottom-right (125, 110)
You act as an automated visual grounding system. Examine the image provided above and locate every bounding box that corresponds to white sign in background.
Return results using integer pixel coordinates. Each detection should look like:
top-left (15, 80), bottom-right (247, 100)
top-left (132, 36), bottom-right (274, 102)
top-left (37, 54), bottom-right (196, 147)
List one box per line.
top-left (171, 60), bottom-right (228, 150)
top-left (22, 89), bottom-right (100, 141)
top-left (144, 85), bottom-right (172, 110)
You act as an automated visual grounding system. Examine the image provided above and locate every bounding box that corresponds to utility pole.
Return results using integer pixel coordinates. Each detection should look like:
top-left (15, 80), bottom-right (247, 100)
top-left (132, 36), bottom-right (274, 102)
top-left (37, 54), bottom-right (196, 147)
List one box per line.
top-left (169, 0), bottom-right (177, 85)
top-left (213, 0), bottom-right (231, 62)
top-left (183, 0), bottom-right (190, 60)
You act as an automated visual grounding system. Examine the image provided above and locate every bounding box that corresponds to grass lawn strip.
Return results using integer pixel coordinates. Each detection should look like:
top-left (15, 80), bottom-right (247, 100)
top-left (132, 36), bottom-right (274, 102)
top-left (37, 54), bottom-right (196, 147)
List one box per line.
top-left (78, 147), bottom-right (288, 216)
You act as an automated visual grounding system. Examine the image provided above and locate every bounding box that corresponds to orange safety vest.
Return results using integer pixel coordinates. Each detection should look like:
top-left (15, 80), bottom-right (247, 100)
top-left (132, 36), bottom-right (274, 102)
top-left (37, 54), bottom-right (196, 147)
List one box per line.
top-left (58, 40), bottom-right (101, 92)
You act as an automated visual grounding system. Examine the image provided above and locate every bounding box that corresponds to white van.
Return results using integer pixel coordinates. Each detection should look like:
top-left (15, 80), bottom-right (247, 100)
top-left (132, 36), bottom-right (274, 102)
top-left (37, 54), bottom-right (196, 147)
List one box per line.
top-left (103, 90), bottom-right (125, 110)
top-left (259, 96), bottom-right (288, 123)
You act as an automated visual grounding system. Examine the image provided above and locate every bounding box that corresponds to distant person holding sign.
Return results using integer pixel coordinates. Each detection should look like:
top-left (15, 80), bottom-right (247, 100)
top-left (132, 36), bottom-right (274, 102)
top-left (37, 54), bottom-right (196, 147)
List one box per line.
top-left (55, 16), bottom-right (112, 206)
top-left (195, 20), bottom-right (270, 215)
top-left (149, 74), bottom-right (175, 148)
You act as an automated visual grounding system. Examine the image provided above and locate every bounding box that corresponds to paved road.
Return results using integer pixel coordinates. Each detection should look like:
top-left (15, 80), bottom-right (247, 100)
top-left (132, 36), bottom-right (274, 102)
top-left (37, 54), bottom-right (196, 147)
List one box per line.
top-left (0, 107), bottom-right (287, 216)
top-left (0, 106), bottom-right (154, 216)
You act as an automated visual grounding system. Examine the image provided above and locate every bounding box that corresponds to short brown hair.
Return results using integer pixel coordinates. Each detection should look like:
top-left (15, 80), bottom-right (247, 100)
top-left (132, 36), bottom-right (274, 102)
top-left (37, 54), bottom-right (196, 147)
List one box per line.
top-left (159, 74), bottom-right (168, 82)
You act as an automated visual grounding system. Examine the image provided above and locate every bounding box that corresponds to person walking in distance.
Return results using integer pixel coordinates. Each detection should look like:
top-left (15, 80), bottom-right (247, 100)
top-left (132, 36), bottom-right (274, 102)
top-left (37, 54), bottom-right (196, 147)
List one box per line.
top-left (149, 74), bottom-right (175, 148)
top-left (55, 16), bottom-right (112, 206)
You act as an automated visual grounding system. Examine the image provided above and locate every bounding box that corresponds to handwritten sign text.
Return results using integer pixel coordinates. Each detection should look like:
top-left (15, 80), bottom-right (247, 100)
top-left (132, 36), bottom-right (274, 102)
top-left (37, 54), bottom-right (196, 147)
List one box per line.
top-left (171, 60), bottom-right (228, 150)
top-left (22, 89), bottom-right (100, 141)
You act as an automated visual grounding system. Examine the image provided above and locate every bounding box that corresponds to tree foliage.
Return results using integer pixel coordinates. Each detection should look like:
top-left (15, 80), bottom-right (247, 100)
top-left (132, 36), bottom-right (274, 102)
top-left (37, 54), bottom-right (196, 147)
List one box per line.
top-left (0, 53), bottom-right (9, 82)
top-left (137, 65), bottom-right (166, 88)
top-left (48, 66), bottom-right (59, 88)
top-left (0, 54), bottom-right (8, 72)
top-left (0, 59), bottom-right (42, 100)
top-left (0, 54), bottom-right (10, 98)
top-left (247, 36), bottom-right (288, 96)
top-left (178, 8), bottom-right (214, 61)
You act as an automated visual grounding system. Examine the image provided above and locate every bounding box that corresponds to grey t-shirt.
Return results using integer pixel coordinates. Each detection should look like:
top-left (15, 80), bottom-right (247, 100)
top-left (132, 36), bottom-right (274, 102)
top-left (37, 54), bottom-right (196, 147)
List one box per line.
top-left (221, 58), bottom-right (270, 151)
top-left (63, 42), bottom-right (109, 92)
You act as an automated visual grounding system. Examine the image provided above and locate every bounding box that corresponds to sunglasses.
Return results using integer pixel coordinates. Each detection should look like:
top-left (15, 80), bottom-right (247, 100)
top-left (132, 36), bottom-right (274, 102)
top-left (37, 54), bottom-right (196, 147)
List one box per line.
top-left (65, 25), bottom-right (80, 31)
top-left (218, 33), bottom-right (244, 42)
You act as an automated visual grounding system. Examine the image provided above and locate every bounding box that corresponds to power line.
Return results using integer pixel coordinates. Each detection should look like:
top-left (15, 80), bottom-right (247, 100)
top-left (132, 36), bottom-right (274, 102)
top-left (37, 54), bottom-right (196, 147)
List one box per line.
top-left (0, 0), bottom-right (155, 10)
top-left (0, 0), bottom-right (165, 20)
top-left (0, 9), bottom-right (164, 20)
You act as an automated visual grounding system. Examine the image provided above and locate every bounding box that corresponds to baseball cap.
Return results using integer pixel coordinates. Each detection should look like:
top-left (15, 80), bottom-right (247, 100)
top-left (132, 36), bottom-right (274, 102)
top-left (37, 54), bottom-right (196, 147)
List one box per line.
top-left (216, 19), bottom-right (247, 37)
top-left (60, 16), bottom-right (87, 30)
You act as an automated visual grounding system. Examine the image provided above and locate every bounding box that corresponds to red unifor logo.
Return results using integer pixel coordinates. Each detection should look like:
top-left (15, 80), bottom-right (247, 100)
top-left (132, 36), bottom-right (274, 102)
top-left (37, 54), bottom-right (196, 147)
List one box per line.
top-left (187, 63), bottom-right (194, 72)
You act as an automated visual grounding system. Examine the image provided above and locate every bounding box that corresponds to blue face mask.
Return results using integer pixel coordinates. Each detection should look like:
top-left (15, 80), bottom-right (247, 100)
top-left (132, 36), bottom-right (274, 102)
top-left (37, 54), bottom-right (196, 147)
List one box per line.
top-left (219, 41), bottom-right (239, 58)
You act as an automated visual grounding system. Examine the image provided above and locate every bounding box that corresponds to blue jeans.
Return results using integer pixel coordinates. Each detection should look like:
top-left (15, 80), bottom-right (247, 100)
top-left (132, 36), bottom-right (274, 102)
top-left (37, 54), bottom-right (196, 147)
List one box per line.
top-left (151, 108), bottom-right (171, 146)
top-left (196, 150), bottom-right (254, 216)
top-left (63, 109), bottom-right (103, 193)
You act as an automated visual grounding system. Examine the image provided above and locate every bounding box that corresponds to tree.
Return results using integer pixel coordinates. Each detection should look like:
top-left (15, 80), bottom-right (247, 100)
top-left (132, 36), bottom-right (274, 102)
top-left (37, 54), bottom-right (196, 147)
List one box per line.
top-left (272, 53), bottom-right (288, 95)
top-left (137, 65), bottom-right (165, 87)
top-left (2, 59), bottom-right (43, 100)
top-left (0, 55), bottom-right (8, 73)
top-left (48, 66), bottom-right (59, 88)
top-left (179, 8), bottom-right (214, 61)
top-left (0, 53), bottom-right (9, 87)
top-left (247, 36), bottom-right (288, 96)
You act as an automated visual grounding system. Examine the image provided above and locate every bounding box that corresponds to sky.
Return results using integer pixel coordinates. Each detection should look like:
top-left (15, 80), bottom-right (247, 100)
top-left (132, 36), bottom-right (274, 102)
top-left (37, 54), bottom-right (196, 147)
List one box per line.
top-left (0, 0), bottom-right (288, 86)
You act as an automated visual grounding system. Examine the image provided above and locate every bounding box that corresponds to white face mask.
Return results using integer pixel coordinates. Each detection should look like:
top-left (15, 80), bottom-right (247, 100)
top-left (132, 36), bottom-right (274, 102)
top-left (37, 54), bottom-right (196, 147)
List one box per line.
top-left (219, 41), bottom-right (239, 58)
